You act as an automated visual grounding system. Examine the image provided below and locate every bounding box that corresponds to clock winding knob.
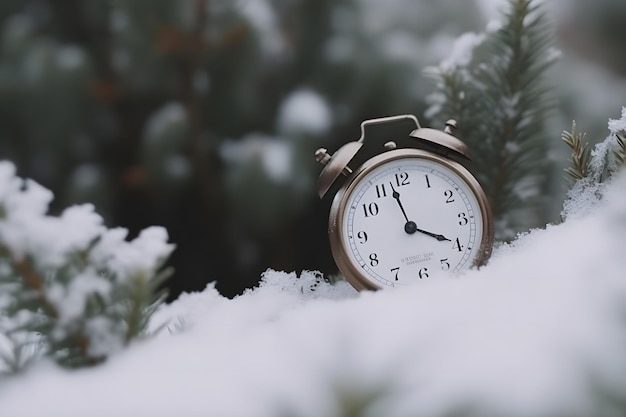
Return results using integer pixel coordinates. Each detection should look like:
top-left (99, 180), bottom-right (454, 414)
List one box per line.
top-left (315, 148), bottom-right (331, 165)
top-left (444, 119), bottom-right (458, 134)
top-left (314, 142), bottom-right (362, 198)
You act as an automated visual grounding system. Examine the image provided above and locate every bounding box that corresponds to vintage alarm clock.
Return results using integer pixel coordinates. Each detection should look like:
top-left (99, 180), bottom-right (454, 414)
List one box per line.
top-left (315, 114), bottom-right (493, 291)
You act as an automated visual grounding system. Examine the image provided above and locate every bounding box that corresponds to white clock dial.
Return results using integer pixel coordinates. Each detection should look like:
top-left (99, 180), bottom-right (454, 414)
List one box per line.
top-left (336, 152), bottom-right (486, 289)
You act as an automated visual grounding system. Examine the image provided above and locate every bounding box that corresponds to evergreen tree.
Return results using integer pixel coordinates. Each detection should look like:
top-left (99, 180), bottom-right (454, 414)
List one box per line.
top-left (427, 0), bottom-right (556, 240)
top-left (0, 0), bottom-right (490, 295)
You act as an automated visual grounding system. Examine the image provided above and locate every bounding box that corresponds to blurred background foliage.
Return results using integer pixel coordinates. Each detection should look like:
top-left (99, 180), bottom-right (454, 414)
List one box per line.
top-left (0, 0), bottom-right (625, 298)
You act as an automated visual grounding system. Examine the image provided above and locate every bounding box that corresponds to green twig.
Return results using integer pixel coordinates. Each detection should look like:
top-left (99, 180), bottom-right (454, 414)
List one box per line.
top-left (561, 121), bottom-right (590, 181)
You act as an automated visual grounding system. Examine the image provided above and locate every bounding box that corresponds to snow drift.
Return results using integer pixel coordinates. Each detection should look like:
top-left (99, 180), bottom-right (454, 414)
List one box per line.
top-left (1, 168), bottom-right (626, 416)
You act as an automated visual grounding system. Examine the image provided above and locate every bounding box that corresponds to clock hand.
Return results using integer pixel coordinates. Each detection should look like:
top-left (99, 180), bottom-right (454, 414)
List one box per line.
top-left (390, 185), bottom-right (410, 223)
top-left (391, 184), bottom-right (418, 235)
top-left (414, 228), bottom-right (451, 242)
top-left (390, 184), bottom-right (451, 241)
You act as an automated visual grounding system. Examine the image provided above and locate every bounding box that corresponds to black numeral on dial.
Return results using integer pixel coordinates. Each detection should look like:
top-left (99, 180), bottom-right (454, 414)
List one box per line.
top-left (444, 190), bottom-right (455, 203)
top-left (391, 267), bottom-right (400, 281)
top-left (375, 184), bottom-right (387, 198)
top-left (362, 202), bottom-right (379, 217)
top-left (395, 172), bottom-right (410, 187)
top-left (440, 258), bottom-right (450, 270)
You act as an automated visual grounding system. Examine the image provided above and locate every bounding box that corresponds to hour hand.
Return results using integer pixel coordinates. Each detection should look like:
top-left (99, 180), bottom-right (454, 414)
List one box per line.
top-left (390, 184), bottom-right (449, 241)
top-left (415, 228), bottom-right (451, 242)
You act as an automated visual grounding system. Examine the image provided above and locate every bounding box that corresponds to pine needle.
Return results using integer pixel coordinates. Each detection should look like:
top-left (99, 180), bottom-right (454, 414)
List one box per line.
top-left (614, 133), bottom-right (626, 167)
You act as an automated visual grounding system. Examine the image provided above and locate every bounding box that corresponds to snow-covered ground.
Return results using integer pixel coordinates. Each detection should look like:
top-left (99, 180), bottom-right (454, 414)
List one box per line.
top-left (1, 165), bottom-right (626, 416)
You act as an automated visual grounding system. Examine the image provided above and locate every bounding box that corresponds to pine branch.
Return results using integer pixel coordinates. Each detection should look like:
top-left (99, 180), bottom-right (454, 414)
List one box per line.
top-left (122, 266), bottom-right (173, 343)
top-left (560, 108), bottom-right (626, 221)
top-left (0, 163), bottom-right (174, 372)
top-left (0, 332), bottom-right (42, 375)
top-left (11, 257), bottom-right (59, 319)
top-left (2, 248), bottom-right (107, 367)
top-left (427, 0), bottom-right (556, 240)
top-left (477, 0), bottom-right (553, 215)
top-left (562, 121), bottom-right (591, 182)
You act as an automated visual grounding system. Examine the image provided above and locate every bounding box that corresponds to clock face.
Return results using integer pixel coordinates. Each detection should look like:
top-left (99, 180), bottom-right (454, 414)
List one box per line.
top-left (331, 150), bottom-right (491, 290)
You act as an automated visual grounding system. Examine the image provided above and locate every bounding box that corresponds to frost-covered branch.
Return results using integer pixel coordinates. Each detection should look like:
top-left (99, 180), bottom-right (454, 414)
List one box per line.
top-left (0, 161), bottom-right (174, 371)
top-left (562, 107), bottom-right (626, 219)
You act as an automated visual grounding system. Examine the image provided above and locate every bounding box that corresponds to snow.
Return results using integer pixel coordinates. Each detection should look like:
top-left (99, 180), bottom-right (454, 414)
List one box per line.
top-left (55, 45), bottom-right (85, 71)
top-left (109, 9), bottom-right (129, 33)
top-left (561, 176), bottom-right (603, 220)
top-left (70, 164), bottom-right (101, 189)
top-left (0, 161), bottom-right (175, 365)
top-left (90, 226), bottom-right (174, 280)
top-left (47, 273), bottom-right (112, 324)
top-left (143, 102), bottom-right (188, 143)
top-left (0, 165), bottom-right (104, 268)
top-left (83, 316), bottom-right (125, 358)
top-left (476, 0), bottom-right (509, 20)
top-left (424, 29), bottom-right (487, 118)
top-left (277, 89), bottom-right (332, 137)
top-left (499, 92), bottom-right (521, 120)
top-left (2, 168), bottom-right (626, 416)
top-left (380, 30), bottom-right (423, 64)
top-left (220, 134), bottom-right (293, 183)
top-left (239, 0), bottom-right (284, 56)
top-left (608, 106), bottom-right (626, 134)
top-left (561, 108), bottom-right (626, 220)
top-left (439, 32), bottom-right (485, 71)
top-left (2, 14), bottom-right (34, 47)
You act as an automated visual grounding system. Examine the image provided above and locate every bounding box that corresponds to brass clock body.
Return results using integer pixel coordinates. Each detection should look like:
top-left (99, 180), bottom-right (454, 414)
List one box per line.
top-left (316, 115), bottom-right (494, 291)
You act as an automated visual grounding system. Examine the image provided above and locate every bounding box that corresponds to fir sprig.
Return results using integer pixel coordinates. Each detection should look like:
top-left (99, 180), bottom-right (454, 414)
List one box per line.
top-left (0, 162), bottom-right (174, 373)
top-left (560, 109), bottom-right (626, 221)
top-left (427, 0), bottom-right (556, 240)
top-left (562, 122), bottom-right (591, 181)
top-left (0, 242), bottom-right (170, 369)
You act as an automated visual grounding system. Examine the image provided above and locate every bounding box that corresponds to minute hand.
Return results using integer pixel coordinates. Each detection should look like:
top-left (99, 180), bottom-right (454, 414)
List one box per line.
top-left (415, 228), bottom-right (451, 242)
top-left (391, 186), bottom-right (410, 223)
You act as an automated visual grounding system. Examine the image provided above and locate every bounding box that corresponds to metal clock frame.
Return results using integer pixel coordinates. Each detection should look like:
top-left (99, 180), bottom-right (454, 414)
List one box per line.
top-left (328, 148), bottom-right (494, 291)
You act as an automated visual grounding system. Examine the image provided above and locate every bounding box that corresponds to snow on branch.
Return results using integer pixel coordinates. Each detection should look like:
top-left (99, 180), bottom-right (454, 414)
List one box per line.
top-left (0, 161), bottom-right (174, 371)
top-left (562, 106), bottom-right (626, 219)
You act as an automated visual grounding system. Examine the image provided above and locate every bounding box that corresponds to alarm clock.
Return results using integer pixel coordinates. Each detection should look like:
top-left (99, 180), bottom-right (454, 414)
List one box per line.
top-left (315, 114), bottom-right (493, 291)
